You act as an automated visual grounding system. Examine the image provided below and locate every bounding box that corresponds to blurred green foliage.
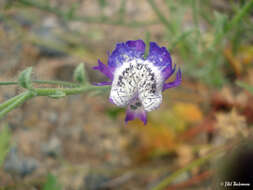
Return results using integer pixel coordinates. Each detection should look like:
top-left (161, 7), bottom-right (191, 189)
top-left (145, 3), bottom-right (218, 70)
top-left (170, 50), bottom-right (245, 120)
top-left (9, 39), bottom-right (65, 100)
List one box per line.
top-left (156, 0), bottom-right (253, 87)
top-left (0, 125), bottom-right (11, 167)
top-left (4, 0), bottom-right (251, 87)
top-left (237, 81), bottom-right (253, 94)
top-left (43, 173), bottom-right (62, 190)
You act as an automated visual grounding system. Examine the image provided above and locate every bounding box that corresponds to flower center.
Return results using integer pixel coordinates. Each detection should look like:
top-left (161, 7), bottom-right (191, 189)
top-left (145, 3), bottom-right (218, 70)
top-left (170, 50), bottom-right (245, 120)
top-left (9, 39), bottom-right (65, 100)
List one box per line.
top-left (110, 58), bottom-right (163, 111)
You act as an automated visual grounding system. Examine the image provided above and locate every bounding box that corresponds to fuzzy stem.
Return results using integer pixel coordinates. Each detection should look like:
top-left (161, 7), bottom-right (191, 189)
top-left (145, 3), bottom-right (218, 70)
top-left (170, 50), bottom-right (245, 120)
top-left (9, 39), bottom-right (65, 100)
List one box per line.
top-left (0, 93), bottom-right (27, 111)
top-left (0, 85), bottom-right (109, 120)
top-left (0, 91), bottom-right (35, 120)
top-left (0, 80), bottom-right (80, 87)
top-left (34, 85), bottom-right (108, 96)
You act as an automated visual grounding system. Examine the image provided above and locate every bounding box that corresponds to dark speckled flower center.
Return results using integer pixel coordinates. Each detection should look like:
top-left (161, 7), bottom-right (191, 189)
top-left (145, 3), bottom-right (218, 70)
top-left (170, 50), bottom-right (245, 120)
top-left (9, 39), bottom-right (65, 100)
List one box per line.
top-left (110, 58), bottom-right (163, 112)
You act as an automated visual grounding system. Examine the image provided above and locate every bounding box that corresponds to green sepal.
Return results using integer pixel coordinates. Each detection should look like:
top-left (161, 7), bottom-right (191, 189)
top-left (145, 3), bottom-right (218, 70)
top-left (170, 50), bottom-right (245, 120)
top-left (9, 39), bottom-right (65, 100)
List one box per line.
top-left (73, 63), bottom-right (87, 84)
top-left (18, 67), bottom-right (33, 90)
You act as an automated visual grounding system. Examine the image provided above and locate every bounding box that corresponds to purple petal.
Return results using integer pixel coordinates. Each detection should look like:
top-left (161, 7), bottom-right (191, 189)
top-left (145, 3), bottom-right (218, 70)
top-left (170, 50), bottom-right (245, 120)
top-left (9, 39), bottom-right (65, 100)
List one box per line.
top-left (108, 40), bottom-right (145, 68)
top-left (93, 59), bottom-right (114, 80)
top-left (147, 42), bottom-right (172, 67)
top-left (125, 108), bottom-right (147, 125)
top-left (162, 64), bottom-right (176, 81)
top-left (109, 98), bottom-right (114, 104)
top-left (126, 40), bottom-right (145, 54)
top-left (163, 68), bottom-right (182, 91)
top-left (92, 81), bottom-right (112, 86)
top-left (138, 111), bottom-right (147, 125)
top-left (125, 109), bottom-right (135, 123)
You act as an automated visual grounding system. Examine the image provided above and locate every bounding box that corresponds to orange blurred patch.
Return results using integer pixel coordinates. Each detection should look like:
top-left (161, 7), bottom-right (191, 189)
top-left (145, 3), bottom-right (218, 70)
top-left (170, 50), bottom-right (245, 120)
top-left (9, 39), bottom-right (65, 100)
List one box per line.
top-left (173, 102), bottom-right (203, 123)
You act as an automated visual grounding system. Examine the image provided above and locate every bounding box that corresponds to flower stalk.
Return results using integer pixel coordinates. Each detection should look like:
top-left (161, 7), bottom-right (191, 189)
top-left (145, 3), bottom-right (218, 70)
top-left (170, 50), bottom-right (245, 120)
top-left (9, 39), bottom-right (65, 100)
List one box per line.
top-left (0, 63), bottom-right (109, 120)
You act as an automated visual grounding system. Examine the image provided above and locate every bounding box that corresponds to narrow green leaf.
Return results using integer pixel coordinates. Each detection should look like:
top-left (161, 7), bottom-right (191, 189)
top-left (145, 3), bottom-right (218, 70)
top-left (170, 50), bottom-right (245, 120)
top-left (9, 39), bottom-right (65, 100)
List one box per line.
top-left (73, 63), bottom-right (87, 84)
top-left (0, 125), bottom-right (11, 167)
top-left (0, 91), bottom-right (35, 120)
top-left (168, 29), bottom-right (193, 50)
top-left (18, 67), bottom-right (33, 89)
top-left (43, 173), bottom-right (61, 190)
top-left (236, 81), bottom-right (253, 94)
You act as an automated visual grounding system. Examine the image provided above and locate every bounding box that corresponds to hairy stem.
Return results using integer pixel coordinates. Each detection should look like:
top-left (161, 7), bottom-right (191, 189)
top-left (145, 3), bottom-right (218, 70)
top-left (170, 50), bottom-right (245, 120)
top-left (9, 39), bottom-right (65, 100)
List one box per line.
top-left (0, 85), bottom-right (109, 120)
top-left (0, 80), bottom-right (80, 87)
top-left (0, 93), bottom-right (27, 111)
top-left (34, 85), bottom-right (109, 96)
top-left (0, 91), bottom-right (35, 120)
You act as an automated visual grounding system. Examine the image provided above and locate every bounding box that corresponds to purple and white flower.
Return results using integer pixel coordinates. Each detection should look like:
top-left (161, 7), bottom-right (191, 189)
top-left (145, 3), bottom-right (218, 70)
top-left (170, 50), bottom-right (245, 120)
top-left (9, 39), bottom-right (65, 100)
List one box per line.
top-left (93, 40), bottom-right (181, 125)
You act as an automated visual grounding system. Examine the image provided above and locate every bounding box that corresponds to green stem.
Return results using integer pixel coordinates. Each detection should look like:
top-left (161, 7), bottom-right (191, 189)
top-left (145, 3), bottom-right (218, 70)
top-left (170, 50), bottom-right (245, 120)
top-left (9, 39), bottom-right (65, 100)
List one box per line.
top-left (118, 0), bottom-right (126, 22)
top-left (213, 0), bottom-right (253, 46)
top-left (33, 80), bottom-right (80, 87)
top-left (151, 147), bottom-right (225, 190)
top-left (34, 85), bottom-right (108, 96)
top-left (0, 91), bottom-right (35, 120)
top-left (191, 0), bottom-right (199, 29)
top-left (0, 84), bottom-right (109, 119)
top-left (191, 0), bottom-right (200, 44)
top-left (144, 31), bottom-right (150, 59)
top-left (0, 93), bottom-right (27, 111)
top-left (147, 0), bottom-right (175, 33)
top-left (0, 80), bottom-right (80, 87)
top-left (0, 81), bottom-right (17, 85)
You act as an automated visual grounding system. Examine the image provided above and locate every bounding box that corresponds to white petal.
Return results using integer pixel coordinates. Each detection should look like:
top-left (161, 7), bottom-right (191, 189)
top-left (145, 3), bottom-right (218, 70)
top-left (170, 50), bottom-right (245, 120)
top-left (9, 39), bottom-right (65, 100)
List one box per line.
top-left (110, 58), bottom-right (164, 110)
top-left (139, 91), bottom-right (162, 111)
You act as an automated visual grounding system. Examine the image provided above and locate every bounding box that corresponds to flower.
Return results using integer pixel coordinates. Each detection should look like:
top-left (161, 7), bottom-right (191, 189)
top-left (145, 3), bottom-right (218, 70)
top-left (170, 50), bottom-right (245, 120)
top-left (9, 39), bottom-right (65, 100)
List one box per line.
top-left (93, 40), bottom-right (181, 125)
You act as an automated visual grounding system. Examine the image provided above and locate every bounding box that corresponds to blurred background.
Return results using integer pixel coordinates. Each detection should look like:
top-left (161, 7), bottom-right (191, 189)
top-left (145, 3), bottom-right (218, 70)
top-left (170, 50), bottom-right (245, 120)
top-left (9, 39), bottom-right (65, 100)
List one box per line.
top-left (0, 0), bottom-right (253, 189)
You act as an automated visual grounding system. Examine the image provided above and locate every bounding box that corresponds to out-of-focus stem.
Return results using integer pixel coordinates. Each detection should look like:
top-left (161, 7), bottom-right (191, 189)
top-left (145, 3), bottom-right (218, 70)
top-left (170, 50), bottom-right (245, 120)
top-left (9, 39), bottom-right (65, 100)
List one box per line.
top-left (213, 0), bottom-right (253, 46)
top-left (147, 0), bottom-right (175, 33)
top-left (16, 0), bottom-right (158, 27)
top-left (151, 147), bottom-right (226, 190)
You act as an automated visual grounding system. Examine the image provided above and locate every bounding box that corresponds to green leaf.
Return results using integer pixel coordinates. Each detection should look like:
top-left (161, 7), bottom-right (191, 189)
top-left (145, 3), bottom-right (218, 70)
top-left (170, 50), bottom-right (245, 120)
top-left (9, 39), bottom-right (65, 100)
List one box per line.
top-left (213, 11), bottom-right (228, 37)
top-left (236, 81), bottom-right (253, 94)
top-left (66, 3), bottom-right (79, 20)
top-left (43, 173), bottom-right (61, 190)
top-left (0, 125), bottom-right (11, 167)
top-left (48, 90), bottom-right (66, 99)
top-left (168, 29), bottom-right (193, 50)
top-left (73, 63), bottom-right (87, 84)
top-left (18, 67), bottom-right (33, 89)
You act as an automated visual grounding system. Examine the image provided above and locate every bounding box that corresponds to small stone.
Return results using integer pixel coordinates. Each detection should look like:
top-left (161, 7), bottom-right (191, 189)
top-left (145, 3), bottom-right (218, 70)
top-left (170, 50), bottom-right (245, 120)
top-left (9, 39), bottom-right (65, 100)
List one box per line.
top-left (4, 147), bottom-right (38, 178)
top-left (83, 172), bottom-right (110, 190)
top-left (41, 136), bottom-right (62, 157)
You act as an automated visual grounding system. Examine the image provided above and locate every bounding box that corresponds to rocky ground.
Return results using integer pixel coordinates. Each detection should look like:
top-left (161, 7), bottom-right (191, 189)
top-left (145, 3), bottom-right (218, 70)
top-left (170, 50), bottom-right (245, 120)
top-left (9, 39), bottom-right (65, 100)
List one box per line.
top-left (0, 0), bottom-right (252, 190)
